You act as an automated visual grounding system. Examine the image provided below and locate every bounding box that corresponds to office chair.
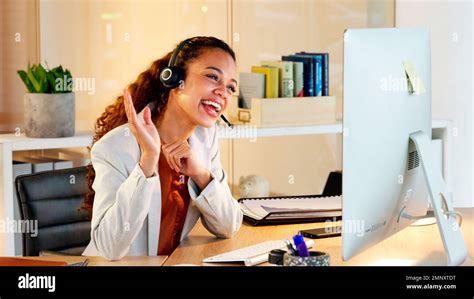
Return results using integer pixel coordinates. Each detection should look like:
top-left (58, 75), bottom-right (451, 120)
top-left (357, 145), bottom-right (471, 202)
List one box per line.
top-left (15, 166), bottom-right (92, 256)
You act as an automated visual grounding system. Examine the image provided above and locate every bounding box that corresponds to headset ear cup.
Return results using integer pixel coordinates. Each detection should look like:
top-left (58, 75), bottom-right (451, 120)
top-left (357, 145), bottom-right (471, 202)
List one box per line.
top-left (160, 67), bottom-right (183, 89)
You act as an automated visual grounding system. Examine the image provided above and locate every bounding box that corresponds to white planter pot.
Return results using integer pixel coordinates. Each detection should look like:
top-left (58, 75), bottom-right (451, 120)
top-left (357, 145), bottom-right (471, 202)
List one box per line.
top-left (24, 93), bottom-right (75, 138)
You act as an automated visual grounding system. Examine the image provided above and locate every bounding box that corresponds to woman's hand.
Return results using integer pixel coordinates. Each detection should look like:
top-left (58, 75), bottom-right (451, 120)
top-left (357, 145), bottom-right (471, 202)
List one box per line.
top-left (162, 141), bottom-right (212, 190)
top-left (123, 89), bottom-right (160, 177)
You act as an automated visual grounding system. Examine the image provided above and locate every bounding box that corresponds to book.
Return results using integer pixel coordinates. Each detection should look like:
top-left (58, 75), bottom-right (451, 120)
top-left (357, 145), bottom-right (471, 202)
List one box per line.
top-left (295, 54), bottom-right (322, 96)
top-left (0, 257), bottom-right (68, 266)
top-left (238, 72), bottom-right (265, 109)
top-left (298, 52), bottom-right (329, 96)
top-left (291, 61), bottom-right (304, 97)
top-left (260, 61), bottom-right (294, 98)
top-left (238, 194), bottom-right (342, 225)
top-left (0, 257), bottom-right (89, 266)
top-left (282, 55), bottom-right (314, 96)
top-left (14, 157), bottom-right (53, 173)
top-left (43, 157), bottom-right (73, 170)
top-left (14, 156), bottom-right (73, 172)
top-left (251, 66), bottom-right (279, 98)
top-left (12, 161), bottom-right (32, 178)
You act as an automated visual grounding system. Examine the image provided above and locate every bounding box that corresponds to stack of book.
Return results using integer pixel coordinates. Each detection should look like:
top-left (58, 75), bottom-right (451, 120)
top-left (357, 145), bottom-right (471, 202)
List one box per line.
top-left (239, 52), bottom-right (329, 108)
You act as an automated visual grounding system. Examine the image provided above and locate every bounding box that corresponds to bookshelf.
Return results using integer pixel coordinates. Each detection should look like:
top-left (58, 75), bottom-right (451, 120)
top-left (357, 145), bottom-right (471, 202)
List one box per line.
top-left (219, 121), bottom-right (342, 138)
top-left (0, 120), bottom-right (451, 255)
top-left (218, 119), bottom-right (450, 136)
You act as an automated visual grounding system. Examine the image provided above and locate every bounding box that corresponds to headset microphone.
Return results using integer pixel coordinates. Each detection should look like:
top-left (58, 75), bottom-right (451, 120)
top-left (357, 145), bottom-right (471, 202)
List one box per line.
top-left (160, 38), bottom-right (233, 127)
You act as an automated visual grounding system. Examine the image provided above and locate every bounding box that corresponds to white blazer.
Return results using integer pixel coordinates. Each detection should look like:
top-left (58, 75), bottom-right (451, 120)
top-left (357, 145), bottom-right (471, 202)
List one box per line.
top-left (82, 102), bottom-right (243, 260)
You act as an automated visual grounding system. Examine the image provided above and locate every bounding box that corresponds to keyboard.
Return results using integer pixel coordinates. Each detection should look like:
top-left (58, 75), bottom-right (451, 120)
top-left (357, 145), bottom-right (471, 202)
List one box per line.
top-left (202, 239), bottom-right (315, 266)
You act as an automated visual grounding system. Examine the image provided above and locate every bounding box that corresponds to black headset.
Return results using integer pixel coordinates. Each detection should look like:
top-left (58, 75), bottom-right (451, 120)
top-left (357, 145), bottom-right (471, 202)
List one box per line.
top-left (160, 38), bottom-right (194, 89)
top-left (159, 37), bottom-right (233, 127)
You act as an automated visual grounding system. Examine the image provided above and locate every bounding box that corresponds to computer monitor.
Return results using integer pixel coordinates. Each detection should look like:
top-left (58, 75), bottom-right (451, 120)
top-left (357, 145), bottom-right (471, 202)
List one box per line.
top-left (342, 28), bottom-right (467, 266)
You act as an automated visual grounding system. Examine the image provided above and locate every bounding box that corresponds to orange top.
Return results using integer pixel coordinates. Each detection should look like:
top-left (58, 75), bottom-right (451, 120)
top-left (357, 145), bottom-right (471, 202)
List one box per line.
top-left (157, 151), bottom-right (191, 255)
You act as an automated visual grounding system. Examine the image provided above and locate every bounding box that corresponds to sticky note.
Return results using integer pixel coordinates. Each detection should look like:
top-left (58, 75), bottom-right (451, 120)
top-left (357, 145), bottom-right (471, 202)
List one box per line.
top-left (403, 60), bottom-right (426, 95)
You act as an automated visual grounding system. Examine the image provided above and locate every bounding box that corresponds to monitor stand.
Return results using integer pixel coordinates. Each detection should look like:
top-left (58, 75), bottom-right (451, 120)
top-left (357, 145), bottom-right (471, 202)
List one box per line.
top-left (400, 131), bottom-right (467, 266)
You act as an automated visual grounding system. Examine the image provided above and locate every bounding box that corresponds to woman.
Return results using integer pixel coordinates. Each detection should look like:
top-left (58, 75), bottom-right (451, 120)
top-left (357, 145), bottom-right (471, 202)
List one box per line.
top-left (82, 36), bottom-right (243, 261)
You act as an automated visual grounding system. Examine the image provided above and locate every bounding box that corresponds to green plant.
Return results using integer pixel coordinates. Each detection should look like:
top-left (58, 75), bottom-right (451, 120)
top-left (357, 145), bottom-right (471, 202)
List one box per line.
top-left (17, 63), bottom-right (73, 93)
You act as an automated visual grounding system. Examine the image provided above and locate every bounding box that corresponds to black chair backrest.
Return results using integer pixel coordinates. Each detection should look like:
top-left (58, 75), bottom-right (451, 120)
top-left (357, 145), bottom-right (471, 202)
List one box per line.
top-left (15, 166), bottom-right (92, 256)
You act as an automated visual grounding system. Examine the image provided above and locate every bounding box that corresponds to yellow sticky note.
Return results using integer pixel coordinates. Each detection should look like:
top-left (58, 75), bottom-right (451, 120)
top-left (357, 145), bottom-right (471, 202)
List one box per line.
top-left (403, 60), bottom-right (426, 95)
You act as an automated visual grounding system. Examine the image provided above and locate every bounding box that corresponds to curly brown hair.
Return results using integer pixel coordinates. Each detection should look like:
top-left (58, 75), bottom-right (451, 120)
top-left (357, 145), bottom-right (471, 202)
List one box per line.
top-left (83, 36), bottom-right (236, 212)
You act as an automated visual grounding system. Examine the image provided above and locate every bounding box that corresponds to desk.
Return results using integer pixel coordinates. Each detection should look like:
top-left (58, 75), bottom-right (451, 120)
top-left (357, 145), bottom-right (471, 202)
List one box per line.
top-left (17, 255), bottom-right (168, 266)
top-left (164, 208), bottom-right (473, 266)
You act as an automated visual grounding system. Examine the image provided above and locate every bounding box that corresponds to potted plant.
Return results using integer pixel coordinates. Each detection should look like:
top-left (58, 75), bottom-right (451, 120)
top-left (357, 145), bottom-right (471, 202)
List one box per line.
top-left (17, 63), bottom-right (75, 138)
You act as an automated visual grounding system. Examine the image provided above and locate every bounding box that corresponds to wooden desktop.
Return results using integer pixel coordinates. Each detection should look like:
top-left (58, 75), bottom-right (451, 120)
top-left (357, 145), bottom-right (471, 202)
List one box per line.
top-left (16, 208), bottom-right (472, 266)
top-left (13, 255), bottom-right (168, 266)
top-left (164, 208), bottom-right (473, 266)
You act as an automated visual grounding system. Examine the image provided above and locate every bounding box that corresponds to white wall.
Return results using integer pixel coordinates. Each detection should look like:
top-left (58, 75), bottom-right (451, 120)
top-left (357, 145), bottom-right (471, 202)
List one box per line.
top-left (40, 0), bottom-right (229, 132)
top-left (396, 0), bottom-right (473, 207)
top-left (39, 0), bottom-right (394, 197)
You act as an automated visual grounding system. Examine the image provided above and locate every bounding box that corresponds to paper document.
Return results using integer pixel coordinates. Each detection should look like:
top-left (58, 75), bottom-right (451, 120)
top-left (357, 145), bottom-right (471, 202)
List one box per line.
top-left (403, 60), bottom-right (426, 95)
top-left (240, 195), bottom-right (342, 220)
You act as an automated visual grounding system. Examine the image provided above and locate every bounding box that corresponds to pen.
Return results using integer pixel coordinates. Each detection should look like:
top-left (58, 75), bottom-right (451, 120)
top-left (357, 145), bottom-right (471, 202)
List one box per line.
top-left (285, 239), bottom-right (296, 256)
top-left (69, 259), bottom-right (89, 266)
top-left (293, 234), bottom-right (310, 257)
top-left (220, 115), bottom-right (233, 127)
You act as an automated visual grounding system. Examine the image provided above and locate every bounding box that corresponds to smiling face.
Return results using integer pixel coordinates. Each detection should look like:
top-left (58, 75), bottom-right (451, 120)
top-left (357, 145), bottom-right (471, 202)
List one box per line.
top-left (170, 48), bottom-right (238, 128)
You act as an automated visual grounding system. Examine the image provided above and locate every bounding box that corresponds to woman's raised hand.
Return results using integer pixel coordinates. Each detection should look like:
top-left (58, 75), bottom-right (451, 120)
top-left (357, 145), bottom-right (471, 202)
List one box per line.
top-left (161, 140), bottom-right (212, 191)
top-left (123, 89), bottom-right (160, 177)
